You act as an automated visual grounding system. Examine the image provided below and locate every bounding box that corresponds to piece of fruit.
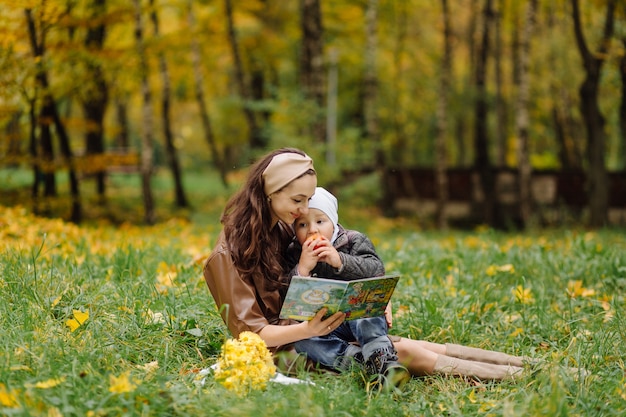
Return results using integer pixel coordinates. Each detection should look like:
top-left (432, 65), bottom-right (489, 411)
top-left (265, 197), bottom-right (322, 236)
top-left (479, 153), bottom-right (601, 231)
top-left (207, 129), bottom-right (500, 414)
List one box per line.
top-left (305, 233), bottom-right (325, 249)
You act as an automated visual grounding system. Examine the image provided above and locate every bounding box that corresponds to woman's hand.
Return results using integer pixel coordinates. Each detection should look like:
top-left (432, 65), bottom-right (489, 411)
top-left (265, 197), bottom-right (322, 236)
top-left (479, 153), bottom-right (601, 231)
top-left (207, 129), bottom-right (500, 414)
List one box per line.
top-left (306, 307), bottom-right (345, 337)
top-left (385, 303), bottom-right (393, 328)
top-left (257, 308), bottom-right (346, 347)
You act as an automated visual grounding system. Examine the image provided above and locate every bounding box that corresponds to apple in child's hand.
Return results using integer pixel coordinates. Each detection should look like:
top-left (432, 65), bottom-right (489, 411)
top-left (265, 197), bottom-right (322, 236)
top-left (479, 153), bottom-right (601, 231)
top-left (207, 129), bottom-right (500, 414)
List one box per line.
top-left (306, 233), bottom-right (326, 250)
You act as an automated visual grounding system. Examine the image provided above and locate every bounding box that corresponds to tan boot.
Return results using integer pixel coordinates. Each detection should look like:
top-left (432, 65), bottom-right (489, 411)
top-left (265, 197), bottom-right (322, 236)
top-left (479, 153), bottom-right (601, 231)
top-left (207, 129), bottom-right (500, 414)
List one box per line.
top-left (445, 343), bottom-right (535, 368)
top-left (433, 355), bottom-right (524, 381)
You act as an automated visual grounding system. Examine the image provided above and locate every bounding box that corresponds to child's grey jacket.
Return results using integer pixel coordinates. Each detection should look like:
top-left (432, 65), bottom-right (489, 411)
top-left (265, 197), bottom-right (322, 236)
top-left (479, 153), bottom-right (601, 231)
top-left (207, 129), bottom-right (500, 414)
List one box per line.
top-left (286, 224), bottom-right (385, 281)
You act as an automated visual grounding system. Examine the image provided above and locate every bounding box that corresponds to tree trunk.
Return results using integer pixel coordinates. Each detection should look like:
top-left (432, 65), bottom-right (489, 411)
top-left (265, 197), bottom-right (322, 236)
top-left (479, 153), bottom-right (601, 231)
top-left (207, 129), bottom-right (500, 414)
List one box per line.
top-left (224, 0), bottom-right (264, 150)
top-left (133, 0), bottom-right (156, 225)
top-left (114, 96), bottom-right (130, 149)
top-left (493, 0), bottom-right (507, 168)
top-left (150, 0), bottom-right (189, 208)
top-left (619, 37), bottom-right (626, 169)
top-left (473, 0), bottom-right (495, 226)
top-left (435, 0), bottom-right (452, 230)
top-left (571, 0), bottom-right (615, 227)
top-left (52, 95), bottom-right (82, 223)
top-left (188, 0), bottom-right (228, 188)
top-left (83, 0), bottom-right (108, 202)
top-left (299, 0), bottom-right (325, 143)
top-left (364, 0), bottom-right (383, 167)
top-left (28, 96), bottom-right (41, 213)
top-left (515, 0), bottom-right (537, 229)
top-left (26, 8), bottom-right (82, 222)
top-left (25, 9), bottom-right (55, 200)
top-left (326, 48), bottom-right (338, 166)
top-left (389, 0), bottom-right (408, 165)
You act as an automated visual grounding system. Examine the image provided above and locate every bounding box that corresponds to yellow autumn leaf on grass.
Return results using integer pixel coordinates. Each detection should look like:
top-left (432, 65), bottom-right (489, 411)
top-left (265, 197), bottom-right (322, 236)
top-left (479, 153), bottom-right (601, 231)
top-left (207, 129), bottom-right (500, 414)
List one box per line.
top-left (155, 261), bottom-right (177, 294)
top-left (66, 309), bottom-right (89, 332)
top-left (47, 407), bottom-right (63, 417)
top-left (512, 285), bottom-right (534, 304)
top-left (66, 309), bottom-right (89, 331)
top-left (136, 361), bottom-right (159, 375)
top-left (108, 371), bottom-right (138, 394)
top-left (567, 280), bottom-right (595, 298)
top-left (486, 264), bottom-right (515, 276)
top-left (25, 377), bottom-right (66, 389)
top-left (468, 389), bottom-right (477, 403)
top-left (0, 383), bottom-right (18, 408)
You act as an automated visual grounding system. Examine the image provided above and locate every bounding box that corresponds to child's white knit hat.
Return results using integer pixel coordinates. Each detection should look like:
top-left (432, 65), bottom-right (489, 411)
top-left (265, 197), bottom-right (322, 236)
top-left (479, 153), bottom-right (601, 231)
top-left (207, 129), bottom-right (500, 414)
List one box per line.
top-left (308, 187), bottom-right (339, 244)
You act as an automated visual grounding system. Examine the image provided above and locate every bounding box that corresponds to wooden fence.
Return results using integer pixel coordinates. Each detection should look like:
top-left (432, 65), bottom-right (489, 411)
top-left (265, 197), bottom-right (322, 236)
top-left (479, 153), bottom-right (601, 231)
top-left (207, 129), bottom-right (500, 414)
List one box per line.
top-left (382, 168), bottom-right (626, 226)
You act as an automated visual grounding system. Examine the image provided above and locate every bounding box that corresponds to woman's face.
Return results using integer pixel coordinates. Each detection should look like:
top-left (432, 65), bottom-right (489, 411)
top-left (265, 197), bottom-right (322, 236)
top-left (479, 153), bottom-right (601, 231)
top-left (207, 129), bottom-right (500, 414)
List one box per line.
top-left (269, 174), bottom-right (317, 226)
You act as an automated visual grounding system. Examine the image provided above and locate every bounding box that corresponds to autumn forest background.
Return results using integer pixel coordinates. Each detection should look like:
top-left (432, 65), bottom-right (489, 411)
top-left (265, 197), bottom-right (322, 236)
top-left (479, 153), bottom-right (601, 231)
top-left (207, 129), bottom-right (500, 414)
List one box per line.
top-left (2, 1), bottom-right (626, 415)
top-left (0, 0), bottom-right (625, 229)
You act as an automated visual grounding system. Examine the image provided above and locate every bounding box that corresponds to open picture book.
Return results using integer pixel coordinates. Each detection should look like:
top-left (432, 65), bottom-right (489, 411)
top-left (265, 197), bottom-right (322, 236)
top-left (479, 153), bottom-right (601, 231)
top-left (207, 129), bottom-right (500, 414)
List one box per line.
top-left (279, 274), bottom-right (400, 321)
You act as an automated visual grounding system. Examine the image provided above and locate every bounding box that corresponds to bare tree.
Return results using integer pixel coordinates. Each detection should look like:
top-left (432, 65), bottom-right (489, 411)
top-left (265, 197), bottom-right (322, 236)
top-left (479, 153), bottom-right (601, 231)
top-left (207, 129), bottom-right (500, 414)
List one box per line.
top-left (514, 0), bottom-right (537, 228)
top-left (149, 0), bottom-right (189, 208)
top-left (133, 0), bottom-right (155, 224)
top-left (571, 0), bottom-right (616, 227)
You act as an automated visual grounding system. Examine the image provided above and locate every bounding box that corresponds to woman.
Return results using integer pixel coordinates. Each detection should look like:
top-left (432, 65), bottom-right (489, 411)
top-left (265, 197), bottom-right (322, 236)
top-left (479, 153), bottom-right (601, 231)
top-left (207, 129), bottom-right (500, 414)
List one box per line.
top-left (203, 148), bottom-right (345, 356)
top-left (204, 148), bottom-right (529, 381)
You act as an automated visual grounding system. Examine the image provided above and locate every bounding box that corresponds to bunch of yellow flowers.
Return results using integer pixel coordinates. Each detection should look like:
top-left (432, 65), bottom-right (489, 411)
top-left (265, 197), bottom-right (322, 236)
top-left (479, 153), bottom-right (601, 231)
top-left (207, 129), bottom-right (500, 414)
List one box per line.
top-left (214, 331), bottom-right (276, 395)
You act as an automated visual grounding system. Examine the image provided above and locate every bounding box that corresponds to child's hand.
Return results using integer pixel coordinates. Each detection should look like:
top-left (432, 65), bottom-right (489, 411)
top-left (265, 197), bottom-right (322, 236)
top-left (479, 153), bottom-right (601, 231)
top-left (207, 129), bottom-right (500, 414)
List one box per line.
top-left (297, 235), bottom-right (325, 276)
top-left (312, 239), bottom-right (342, 269)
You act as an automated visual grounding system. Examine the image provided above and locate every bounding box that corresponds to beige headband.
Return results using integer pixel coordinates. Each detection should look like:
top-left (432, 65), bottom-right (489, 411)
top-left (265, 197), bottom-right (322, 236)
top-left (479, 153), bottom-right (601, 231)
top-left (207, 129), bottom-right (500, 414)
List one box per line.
top-left (262, 152), bottom-right (315, 196)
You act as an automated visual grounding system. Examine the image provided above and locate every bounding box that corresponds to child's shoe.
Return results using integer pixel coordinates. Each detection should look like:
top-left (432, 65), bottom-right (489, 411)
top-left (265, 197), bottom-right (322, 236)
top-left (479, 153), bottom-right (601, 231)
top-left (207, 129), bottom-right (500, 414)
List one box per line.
top-left (365, 347), bottom-right (411, 392)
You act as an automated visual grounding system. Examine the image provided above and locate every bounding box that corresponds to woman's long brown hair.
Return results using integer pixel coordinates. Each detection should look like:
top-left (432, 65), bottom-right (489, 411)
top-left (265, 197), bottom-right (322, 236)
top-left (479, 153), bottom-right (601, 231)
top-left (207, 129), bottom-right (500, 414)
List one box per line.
top-left (221, 148), bottom-right (315, 290)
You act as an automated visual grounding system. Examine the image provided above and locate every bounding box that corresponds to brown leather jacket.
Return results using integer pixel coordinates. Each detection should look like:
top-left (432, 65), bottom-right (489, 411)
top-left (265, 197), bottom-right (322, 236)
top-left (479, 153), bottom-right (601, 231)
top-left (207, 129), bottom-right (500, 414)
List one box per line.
top-left (203, 231), bottom-right (297, 349)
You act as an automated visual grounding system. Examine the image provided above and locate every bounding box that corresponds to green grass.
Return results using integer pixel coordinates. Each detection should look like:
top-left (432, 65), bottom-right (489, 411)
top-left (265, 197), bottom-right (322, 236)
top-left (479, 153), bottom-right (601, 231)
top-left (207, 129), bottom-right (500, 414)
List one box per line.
top-left (1, 167), bottom-right (625, 416)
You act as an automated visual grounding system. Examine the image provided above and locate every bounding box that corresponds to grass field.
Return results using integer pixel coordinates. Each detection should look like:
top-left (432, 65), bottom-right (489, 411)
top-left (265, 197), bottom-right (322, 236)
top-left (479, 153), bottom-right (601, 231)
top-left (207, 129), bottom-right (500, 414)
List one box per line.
top-left (1, 167), bottom-right (625, 416)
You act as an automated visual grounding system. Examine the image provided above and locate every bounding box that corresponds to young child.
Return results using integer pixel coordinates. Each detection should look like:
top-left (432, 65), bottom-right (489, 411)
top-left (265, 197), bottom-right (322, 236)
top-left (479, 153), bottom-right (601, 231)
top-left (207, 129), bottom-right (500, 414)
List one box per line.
top-left (287, 187), bottom-right (411, 391)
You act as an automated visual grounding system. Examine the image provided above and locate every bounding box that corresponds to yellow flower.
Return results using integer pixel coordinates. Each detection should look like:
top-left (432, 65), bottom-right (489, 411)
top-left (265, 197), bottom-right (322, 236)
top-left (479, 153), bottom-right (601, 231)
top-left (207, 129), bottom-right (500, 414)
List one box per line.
top-left (108, 371), bottom-right (138, 394)
top-left (66, 309), bottom-right (89, 332)
top-left (214, 331), bottom-right (276, 396)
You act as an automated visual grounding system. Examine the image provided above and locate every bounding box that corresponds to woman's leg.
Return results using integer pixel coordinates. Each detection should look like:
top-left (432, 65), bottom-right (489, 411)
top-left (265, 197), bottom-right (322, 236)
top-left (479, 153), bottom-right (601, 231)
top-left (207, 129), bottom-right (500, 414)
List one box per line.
top-left (392, 337), bottom-right (444, 375)
top-left (392, 337), bottom-right (523, 380)
top-left (444, 343), bottom-right (533, 367)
